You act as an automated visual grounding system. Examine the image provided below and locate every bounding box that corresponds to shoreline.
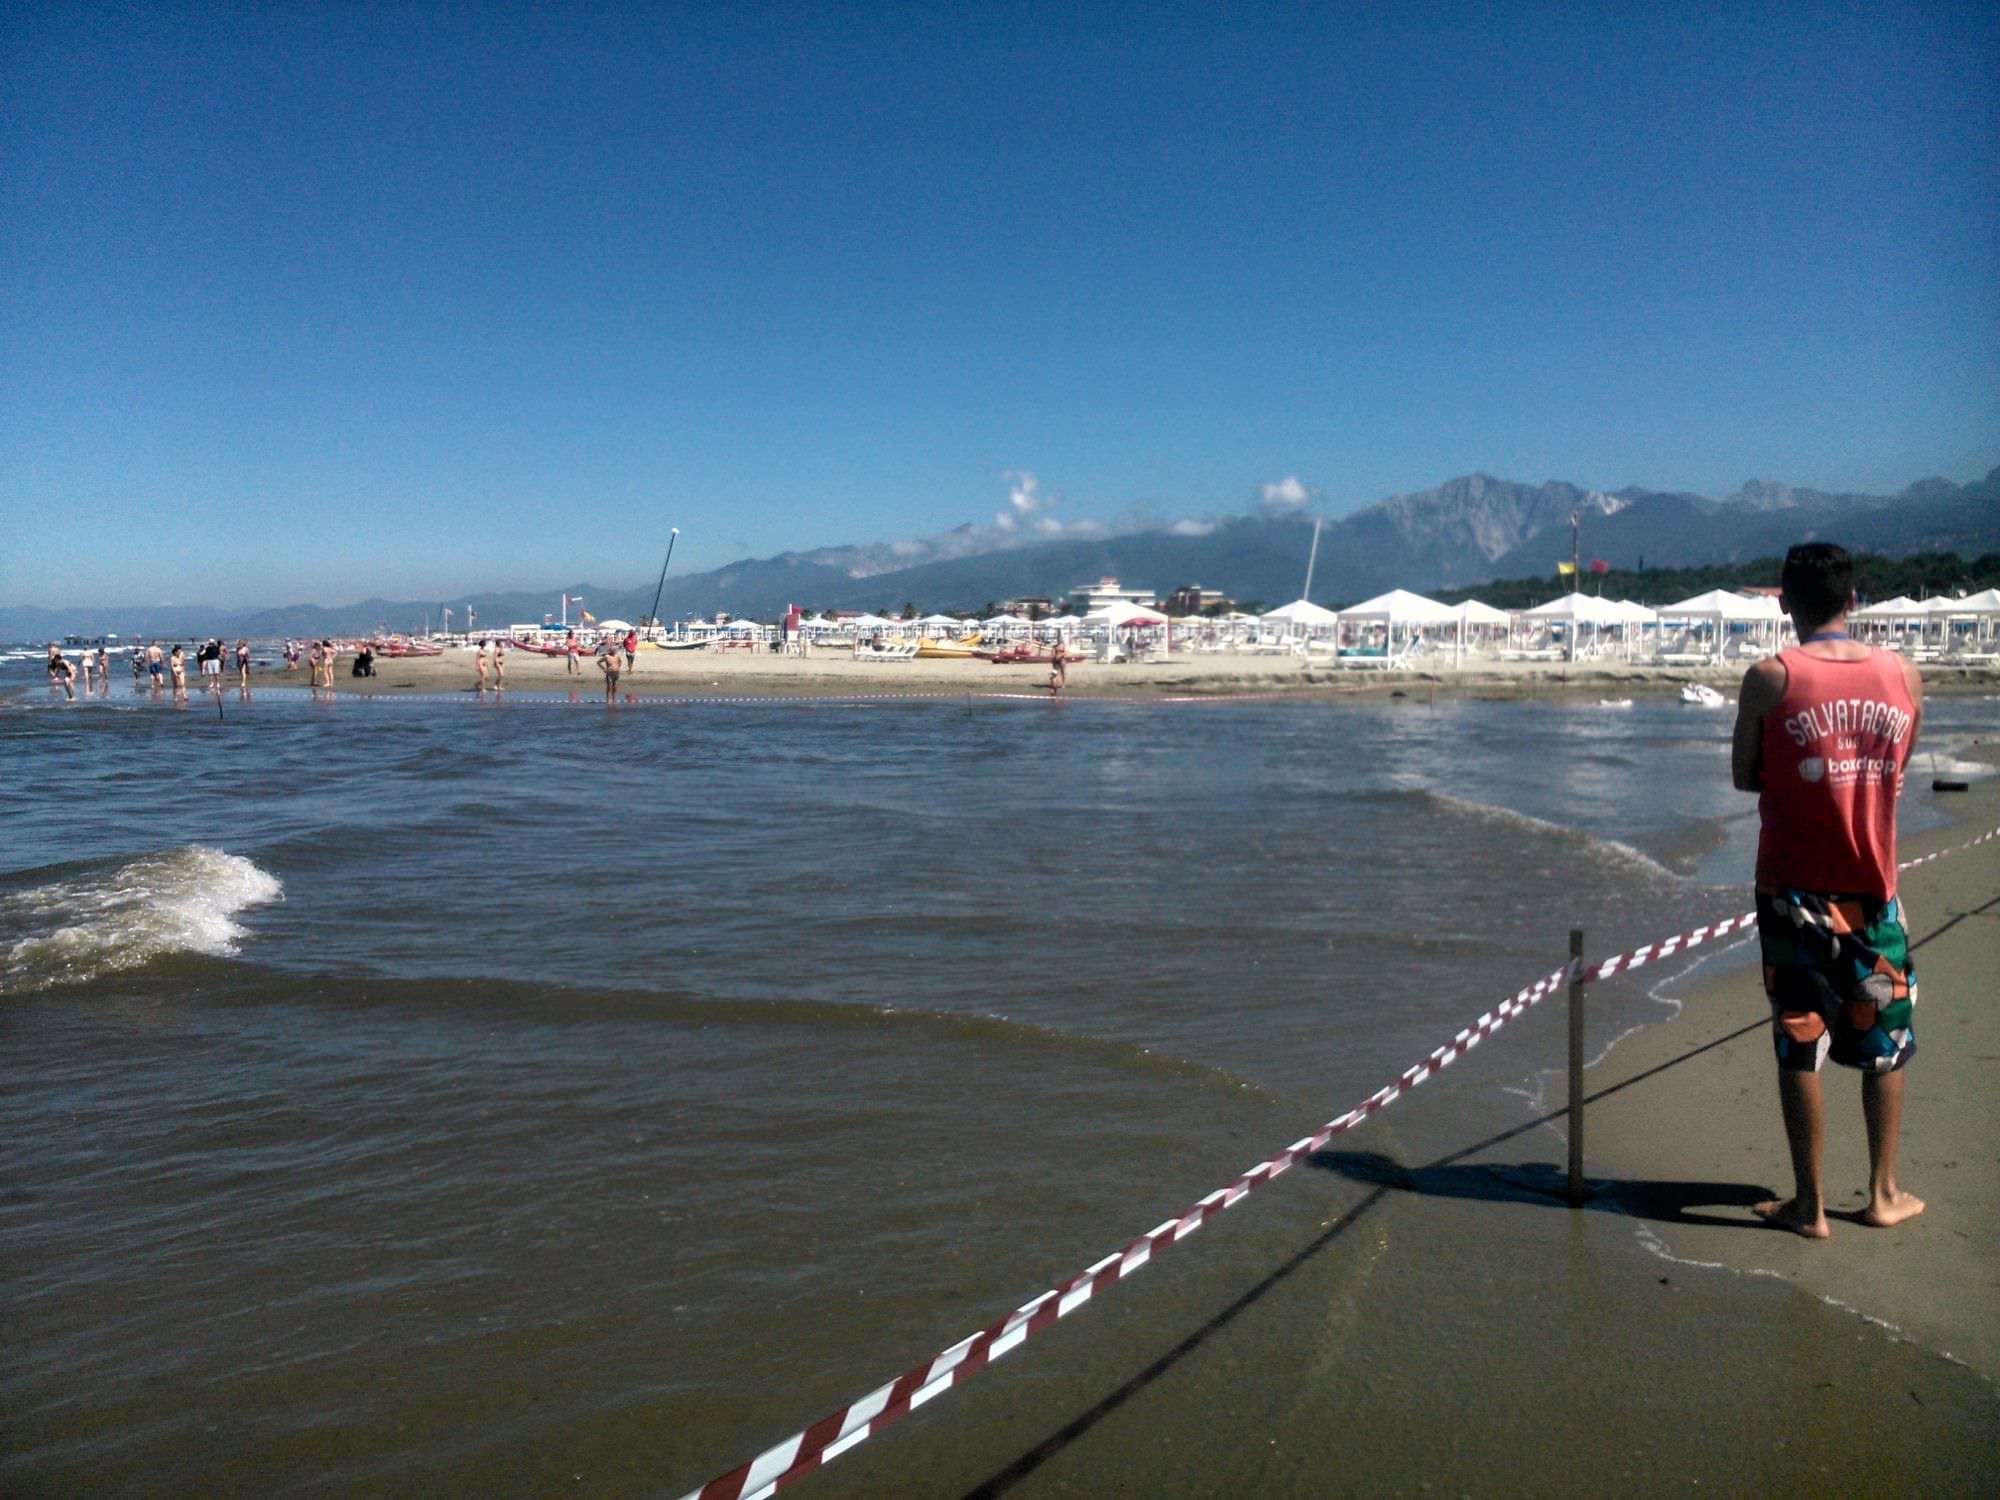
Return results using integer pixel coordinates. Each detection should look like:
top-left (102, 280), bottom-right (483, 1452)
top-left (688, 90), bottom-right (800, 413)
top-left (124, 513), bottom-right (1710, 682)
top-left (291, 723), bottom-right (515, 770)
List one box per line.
top-left (251, 646), bottom-right (2000, 702)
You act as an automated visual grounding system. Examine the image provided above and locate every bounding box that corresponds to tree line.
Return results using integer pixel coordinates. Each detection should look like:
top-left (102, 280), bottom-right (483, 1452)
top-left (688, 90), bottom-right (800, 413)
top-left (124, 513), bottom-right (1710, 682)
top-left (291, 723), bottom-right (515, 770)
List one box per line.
top-left (1429, 551), bottom-right (2000, 612)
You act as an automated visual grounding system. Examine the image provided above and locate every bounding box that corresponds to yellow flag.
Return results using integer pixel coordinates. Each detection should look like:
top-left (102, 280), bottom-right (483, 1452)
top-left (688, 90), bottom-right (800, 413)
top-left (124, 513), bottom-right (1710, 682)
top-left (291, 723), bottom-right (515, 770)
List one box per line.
top-left (1556, 561), bottom-right (1577, 578)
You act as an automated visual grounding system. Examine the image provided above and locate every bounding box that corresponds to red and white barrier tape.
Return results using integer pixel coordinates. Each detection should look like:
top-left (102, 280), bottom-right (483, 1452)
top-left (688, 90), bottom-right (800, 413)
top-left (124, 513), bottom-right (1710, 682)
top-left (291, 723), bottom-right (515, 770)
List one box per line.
top-left (677, 817), bottom-right (2000, 1500)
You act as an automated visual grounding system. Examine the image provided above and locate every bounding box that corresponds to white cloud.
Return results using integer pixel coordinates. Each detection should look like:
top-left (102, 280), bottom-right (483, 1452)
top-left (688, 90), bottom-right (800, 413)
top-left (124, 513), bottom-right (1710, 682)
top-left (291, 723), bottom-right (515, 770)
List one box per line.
top-left (996, 469), bottom-right (1051, 532)
top-left (1260, 476), bottom-right (1313, 508)
top-left (1169, 518), bottom-right (1216, 537)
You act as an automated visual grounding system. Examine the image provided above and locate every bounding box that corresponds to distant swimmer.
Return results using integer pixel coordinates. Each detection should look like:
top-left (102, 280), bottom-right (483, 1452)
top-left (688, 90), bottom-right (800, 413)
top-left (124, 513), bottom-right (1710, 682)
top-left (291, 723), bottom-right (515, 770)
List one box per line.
top-left (1732, 542), bottom-right (1925, 1240)
top-left (493, 637), bottom-right (506, 688)
top-left (236, 639), bottom-right (250, 688)
top-left (475, 639), bottom-right (490, 692)
top-left (1048, 642), bottom-right (1067, 697)
top-left (147, 640), bottom-right (165, 689)
top-left (168, 643), bottom-right (187, 697)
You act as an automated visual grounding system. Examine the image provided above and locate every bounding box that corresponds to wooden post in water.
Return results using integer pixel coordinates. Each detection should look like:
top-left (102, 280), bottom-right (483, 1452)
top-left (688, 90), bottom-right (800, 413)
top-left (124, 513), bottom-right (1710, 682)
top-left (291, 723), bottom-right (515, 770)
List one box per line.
top-left (1568, 928), bottom-right (1587, 1204)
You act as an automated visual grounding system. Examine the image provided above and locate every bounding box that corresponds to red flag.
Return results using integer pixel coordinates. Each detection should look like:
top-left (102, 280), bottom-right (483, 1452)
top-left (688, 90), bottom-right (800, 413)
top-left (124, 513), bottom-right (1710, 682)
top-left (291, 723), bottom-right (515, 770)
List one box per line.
top-left (1589, 558), bottom-right (1609, 574)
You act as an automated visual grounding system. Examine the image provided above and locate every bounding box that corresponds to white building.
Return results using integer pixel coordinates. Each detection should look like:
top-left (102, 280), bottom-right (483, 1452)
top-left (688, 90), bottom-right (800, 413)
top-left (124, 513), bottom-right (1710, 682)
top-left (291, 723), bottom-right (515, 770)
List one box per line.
top-left (1067, 576), bottom-right (1156, 613)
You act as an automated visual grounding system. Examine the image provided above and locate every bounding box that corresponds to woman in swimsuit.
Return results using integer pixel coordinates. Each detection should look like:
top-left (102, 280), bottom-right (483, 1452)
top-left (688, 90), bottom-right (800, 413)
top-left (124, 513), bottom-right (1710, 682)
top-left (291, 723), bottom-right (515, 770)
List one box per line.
top-left (493, 638), bottom-right (506, 688)
top-left (235, 640), bottom-right (250, 688)
top-left (168, 644), bottom-right (187, 696)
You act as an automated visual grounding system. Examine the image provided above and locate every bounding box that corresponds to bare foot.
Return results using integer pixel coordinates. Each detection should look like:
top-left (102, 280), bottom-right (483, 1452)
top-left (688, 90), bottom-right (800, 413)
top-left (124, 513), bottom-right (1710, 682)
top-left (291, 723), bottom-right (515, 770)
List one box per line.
top-left (1862, 1190), bottom-right (1925, 1227)
top-left (1754, 1198), bottom-right (1831, 1238)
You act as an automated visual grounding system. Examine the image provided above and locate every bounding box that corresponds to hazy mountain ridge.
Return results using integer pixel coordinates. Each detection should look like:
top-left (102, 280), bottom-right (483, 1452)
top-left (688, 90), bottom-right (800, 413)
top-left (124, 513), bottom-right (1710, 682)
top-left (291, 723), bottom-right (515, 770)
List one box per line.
top-left (7, 465), bottom-right (1994, 638)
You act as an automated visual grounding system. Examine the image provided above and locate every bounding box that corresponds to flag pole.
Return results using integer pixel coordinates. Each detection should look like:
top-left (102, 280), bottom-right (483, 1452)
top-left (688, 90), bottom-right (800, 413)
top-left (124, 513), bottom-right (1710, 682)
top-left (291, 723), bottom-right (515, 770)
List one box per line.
top-left (647, 529), bottom-right (681, 637)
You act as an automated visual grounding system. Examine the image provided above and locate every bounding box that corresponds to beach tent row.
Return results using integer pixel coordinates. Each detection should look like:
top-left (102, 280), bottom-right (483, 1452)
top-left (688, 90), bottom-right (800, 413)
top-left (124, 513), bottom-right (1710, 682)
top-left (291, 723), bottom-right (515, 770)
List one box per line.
top-left (1853, 589), bottom-right (2000, 619)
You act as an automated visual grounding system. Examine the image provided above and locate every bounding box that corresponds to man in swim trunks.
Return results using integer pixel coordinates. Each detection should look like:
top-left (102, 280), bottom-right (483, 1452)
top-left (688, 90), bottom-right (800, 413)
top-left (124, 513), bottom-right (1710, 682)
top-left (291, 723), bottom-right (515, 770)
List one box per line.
top-left (598, 641), bottom-right (621, 700)
top-left (1732, 542), bottom-right (1925, 1239)
top-left (147, 640), bottom-right (166, 686)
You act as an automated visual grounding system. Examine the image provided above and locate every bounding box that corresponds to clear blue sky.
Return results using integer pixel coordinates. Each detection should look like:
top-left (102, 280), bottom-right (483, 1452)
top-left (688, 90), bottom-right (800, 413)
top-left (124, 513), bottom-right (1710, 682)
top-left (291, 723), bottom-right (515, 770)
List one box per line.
top-left (4, 3), bottom-right (1996, 607)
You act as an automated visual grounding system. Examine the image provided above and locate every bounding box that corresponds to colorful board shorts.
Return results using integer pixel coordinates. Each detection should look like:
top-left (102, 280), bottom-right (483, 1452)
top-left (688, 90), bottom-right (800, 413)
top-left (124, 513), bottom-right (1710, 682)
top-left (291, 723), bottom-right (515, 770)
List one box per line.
top-left (1755, 885), bottom-right (1916, 1074)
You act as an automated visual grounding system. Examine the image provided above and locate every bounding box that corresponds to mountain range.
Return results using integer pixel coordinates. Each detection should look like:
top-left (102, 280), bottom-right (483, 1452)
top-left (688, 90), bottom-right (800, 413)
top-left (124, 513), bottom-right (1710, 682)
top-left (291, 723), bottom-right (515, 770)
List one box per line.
top-left (7, 464), bottom-right (1996, 639)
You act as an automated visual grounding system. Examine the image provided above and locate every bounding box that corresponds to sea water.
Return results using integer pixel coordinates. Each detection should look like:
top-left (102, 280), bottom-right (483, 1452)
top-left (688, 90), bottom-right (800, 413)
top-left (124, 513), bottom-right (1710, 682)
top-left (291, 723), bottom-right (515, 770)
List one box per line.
top-left (3, 665), bottom-right (1994, 1494)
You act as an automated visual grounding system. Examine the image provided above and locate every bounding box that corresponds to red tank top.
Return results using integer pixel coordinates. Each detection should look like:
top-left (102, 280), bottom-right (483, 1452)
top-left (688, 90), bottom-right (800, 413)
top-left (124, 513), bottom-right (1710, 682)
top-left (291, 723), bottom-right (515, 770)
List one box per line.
top-left (1756, 647), bottom-right (1916, 896)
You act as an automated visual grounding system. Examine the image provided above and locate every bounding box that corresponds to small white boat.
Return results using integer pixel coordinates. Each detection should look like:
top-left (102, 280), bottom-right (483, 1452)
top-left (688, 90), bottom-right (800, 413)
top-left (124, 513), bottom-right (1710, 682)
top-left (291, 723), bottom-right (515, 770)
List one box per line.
top-left (1596, 697), bottom-right (1634, 709)
top-left (853, 639), bottom-right (919, 662)
top-left (1680, 683), bottom-right (1727, 708)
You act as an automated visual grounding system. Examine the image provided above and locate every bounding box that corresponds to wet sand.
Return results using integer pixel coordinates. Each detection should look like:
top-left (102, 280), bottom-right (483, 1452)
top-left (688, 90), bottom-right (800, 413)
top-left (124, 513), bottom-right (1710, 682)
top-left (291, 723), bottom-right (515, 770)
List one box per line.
top-left (1575, 767), bottom-right (2000, 1377)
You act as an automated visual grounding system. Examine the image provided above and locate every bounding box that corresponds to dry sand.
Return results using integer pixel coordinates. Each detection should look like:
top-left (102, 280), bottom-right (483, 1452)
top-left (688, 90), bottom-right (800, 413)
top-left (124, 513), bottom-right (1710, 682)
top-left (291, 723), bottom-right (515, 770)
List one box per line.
top-left (265, 642), bottom-right (2000, 701)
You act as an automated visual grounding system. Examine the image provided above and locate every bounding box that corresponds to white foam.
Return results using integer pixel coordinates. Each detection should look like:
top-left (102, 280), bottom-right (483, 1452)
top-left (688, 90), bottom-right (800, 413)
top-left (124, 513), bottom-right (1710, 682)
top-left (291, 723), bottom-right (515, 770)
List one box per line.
top-left (2, 847), bottom-right (283, 993)
top-left (1418, 788), bottom-right (1688, 884)
top-left (1907, 749), bottom-right (1995, 780)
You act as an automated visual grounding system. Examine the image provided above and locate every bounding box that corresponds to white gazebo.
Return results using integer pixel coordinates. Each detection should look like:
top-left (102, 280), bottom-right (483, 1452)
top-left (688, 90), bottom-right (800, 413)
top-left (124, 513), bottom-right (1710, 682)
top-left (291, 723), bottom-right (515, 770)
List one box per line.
top-left (1922, 590), bottom-right (2000, 655)
top-left (1522, 591), bottom-right (1628, 661)
top-left (1260, 598), bottom-right (1341, 651)
top-left (1085, 603), bottom-right (1172, 660)
top-left (1446, 599), bottom-right (1511, 662)
top-left (1657, 589), bottom-right (1786, 662)
top-left (1337, 588), bottom-right (1457, 664)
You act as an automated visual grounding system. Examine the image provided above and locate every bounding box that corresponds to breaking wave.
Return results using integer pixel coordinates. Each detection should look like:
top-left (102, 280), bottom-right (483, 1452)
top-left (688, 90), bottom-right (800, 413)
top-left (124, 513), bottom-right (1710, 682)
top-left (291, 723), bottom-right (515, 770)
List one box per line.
top-left (1392, 786), bottom-right (1688, 883)
top-left (2, 847), bottom-right (283, 994)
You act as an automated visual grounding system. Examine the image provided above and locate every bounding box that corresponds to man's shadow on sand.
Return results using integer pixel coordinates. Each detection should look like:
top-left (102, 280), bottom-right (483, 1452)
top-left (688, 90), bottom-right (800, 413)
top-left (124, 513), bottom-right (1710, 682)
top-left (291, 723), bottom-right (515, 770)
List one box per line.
top-left (1307, 1150), bottom-right (1776, 1230)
